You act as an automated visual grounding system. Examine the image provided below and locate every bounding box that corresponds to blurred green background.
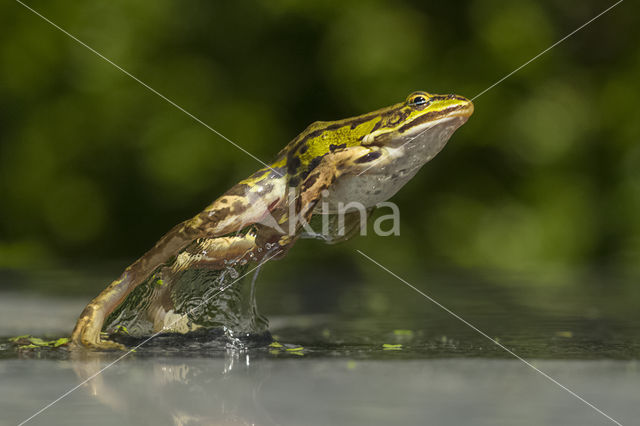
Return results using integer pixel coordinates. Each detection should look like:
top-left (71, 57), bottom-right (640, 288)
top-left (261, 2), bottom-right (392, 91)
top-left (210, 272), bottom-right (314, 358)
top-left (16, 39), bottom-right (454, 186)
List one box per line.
top-left (0, 0), bottom-right (638, 318)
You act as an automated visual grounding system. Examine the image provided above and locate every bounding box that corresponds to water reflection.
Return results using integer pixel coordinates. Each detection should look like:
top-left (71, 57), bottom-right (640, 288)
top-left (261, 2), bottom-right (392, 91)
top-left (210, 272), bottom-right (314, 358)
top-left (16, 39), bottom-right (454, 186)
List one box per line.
top-left (53, 350), bottom-right (640, 426)
top-left (71, 349), bottom-right (277, 425)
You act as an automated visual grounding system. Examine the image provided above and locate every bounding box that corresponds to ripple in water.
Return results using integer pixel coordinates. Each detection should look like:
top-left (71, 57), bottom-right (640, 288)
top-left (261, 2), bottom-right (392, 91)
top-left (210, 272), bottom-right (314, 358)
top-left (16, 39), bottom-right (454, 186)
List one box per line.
top-left (105, 232), bottom-right (272, 346)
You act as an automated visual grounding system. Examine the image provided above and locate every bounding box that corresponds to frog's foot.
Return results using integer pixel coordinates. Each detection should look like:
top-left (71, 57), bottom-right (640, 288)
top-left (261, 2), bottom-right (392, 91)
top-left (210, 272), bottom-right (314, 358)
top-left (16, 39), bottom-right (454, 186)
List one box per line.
top-left (70, 329), bottom-right (127, 351)
top-left (70, 337), bottom-right (126, 351)
top-left (70, 304), bottom-right (126, 351)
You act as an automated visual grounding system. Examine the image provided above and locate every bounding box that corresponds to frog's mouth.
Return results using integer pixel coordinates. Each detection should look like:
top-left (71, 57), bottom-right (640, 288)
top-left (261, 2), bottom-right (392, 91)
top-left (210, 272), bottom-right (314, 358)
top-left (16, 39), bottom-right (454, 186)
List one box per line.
top-left (365, 114), bottom-right (470, 154)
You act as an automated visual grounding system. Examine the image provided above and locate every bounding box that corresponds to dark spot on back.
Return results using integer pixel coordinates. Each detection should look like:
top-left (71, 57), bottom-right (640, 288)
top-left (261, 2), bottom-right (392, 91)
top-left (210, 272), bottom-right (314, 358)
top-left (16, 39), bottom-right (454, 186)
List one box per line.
top-left (232, 200), bottom-right (245, 211)
top-left (299, 144), bottom-right (309, 154)
top-left (308, 156), bottom-right (323, 171)
top-left (302, 173), bottom-right (320, 191)
top-left (288, 156), bottom-right (301, 175)
top-left (329, 143), bottom-right (347, 152)
top-left (299, 155), bottom-right (325, 182)
top-left (210, 207), bottom-right (231, 222)
top-left (225, 184), bottom-right (250, 197)
top-left (288, 176), bottom-right (300, 187)
top-left (355, 151), bottom-right (382, 164)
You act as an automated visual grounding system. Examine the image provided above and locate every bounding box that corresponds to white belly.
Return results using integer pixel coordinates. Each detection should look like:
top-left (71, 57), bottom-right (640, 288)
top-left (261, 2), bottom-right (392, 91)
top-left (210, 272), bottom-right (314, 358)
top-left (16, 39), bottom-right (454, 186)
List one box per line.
top-left (321, 167), bottom-right (419, 211)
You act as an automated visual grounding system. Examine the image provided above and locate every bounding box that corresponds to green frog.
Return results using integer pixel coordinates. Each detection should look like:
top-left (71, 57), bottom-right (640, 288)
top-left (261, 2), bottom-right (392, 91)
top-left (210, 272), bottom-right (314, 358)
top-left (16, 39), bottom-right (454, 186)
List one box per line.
top-left (71, 91), bottom-right (474, 349)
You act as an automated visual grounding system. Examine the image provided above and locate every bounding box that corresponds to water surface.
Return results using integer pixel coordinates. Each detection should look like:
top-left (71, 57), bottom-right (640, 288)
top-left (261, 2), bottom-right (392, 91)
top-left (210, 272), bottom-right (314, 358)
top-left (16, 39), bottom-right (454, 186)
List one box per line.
top-left (1, 269), bottom-right (638, 425)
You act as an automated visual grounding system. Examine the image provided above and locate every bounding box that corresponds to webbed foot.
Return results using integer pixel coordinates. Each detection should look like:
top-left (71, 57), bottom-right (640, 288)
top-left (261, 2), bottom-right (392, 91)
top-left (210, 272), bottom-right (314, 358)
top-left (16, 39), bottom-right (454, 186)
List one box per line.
top-left (71, 337), bottom-right (127, 351)
top-left (70, 303), bottom-right (127, 351)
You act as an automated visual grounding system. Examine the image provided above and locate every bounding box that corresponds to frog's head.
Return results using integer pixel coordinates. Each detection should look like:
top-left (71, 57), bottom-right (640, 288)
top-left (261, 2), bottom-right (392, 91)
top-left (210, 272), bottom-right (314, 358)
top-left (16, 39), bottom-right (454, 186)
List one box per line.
top-left (361, 90), bottom-right (473, 153)
top-left (316, 91), bottom-right (472, 209)
top-left (279, 91), bottom-right (473, 209)
top-left (285, 91), bottom-right (472, 173)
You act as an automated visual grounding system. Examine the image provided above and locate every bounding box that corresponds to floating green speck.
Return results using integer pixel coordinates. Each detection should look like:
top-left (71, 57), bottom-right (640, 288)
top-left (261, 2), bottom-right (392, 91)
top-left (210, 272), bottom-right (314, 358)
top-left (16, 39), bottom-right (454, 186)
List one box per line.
top-left (393, 329), bottom-right (413, 336)
top-left (19, 344), bottom-right (38, 349)
top-left (10, 335), bottom-right (70, 349)
top-left (27, 337), bottom-right (48, 346)
top-left (555, 331), bottom-right (573, 338)
top-left (382, 343), bottom-right (403, 350)
top-left (269, 341), bottom-right (283, 348)
top-left (53, 337), bottom-right (69, 347)
top-left (285, 346), bottom-right (304, 352)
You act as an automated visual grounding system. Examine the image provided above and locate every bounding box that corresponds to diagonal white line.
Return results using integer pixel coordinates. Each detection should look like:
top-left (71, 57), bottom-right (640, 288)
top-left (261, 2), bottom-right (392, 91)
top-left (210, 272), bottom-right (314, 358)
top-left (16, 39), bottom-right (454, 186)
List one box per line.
top-left (471, 0), bottom-right (624, 101)
top-left (13, 1), bottom-right (626, 425)
top-left (13, 0), bottom-right (283, 177)
top-left (17, 249), bottom-right (280, 426)
top-left (359, 0), bottom-right (623, 179)
top-left (356, 250), bottom-right (624, 426)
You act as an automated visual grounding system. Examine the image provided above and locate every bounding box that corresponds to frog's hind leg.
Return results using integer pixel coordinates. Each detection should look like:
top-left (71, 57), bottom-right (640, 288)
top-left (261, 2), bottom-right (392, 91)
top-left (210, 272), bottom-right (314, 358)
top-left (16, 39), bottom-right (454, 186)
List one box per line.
top-left (70, 222), bottom-right (203, 350)
top-left (71, 181), bottom-right (277, 350)
top-left (71, 232), bottom-right (262, 349)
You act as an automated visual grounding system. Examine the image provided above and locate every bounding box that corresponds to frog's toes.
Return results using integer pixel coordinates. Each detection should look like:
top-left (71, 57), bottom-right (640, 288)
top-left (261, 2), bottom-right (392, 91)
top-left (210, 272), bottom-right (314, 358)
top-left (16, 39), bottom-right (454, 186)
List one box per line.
top-left (71, 337), bottom-right (127, 351)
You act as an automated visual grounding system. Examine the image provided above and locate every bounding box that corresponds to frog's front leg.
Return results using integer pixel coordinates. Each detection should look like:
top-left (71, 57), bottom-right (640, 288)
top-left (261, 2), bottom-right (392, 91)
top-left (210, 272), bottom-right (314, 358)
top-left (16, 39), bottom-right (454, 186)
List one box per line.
top-left (296, 146), bottom-right (387, 222)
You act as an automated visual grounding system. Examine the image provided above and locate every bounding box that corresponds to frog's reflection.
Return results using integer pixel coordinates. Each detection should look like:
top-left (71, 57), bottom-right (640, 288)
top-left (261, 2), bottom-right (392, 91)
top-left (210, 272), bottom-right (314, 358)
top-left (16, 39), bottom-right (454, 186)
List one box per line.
top-left (71, 349), bottom-right (278, 425)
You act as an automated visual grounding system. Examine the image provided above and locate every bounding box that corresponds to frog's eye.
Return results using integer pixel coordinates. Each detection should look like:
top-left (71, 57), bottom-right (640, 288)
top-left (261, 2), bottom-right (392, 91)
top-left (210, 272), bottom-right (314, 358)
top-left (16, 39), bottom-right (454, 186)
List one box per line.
top-left (407, 93), bottom-right (430, 109)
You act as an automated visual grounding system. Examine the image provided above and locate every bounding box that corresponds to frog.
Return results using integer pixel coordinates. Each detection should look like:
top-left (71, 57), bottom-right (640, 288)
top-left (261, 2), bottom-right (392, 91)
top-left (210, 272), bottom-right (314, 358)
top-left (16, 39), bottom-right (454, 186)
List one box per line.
top-left (70, 91), bottom-right (474, 349)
